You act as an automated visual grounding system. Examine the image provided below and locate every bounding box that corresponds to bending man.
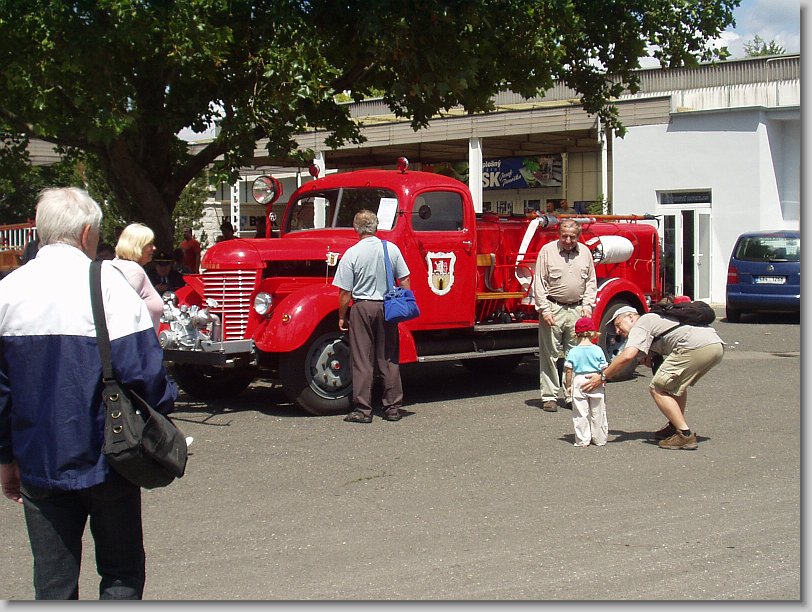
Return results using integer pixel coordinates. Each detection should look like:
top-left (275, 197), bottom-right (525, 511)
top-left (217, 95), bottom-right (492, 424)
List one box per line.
top-left (581, 305), bottom-right (724, 450)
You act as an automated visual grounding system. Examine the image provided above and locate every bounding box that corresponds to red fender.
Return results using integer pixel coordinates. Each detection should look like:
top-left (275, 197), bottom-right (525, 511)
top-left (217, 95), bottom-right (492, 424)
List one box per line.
top-left (253, 284), bottom-right (342, 353)
top-left (398, 326), bottom-right (418, 363)
top-left (594, 277), bottom-right (649, 322)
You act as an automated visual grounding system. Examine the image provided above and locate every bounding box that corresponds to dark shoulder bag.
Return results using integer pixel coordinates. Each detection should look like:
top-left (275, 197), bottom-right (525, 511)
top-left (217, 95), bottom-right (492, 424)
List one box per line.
top-left (90, 261), bottom-right (188, 489)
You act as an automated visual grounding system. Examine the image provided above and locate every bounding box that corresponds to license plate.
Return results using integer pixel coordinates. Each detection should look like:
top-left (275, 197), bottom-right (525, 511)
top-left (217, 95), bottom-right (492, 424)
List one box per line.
top-left (754, 276), bottom-right (786, 285)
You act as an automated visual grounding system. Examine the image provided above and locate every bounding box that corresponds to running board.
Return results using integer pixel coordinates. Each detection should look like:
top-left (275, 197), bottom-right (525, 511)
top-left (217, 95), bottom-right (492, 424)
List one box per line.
top-left (472, 322), bottom-right (538, 332)
top-left (417, 347), bottom-right (538, 363)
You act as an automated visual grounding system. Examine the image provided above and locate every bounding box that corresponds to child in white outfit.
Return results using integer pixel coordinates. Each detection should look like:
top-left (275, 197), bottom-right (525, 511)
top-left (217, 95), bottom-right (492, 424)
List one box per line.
top-left (564, 317), bottom-right (609, 447)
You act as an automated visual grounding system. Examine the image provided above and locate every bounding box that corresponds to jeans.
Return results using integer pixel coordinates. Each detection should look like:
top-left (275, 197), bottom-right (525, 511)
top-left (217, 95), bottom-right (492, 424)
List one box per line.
top-left (21, 472), bottom-right (145, 600)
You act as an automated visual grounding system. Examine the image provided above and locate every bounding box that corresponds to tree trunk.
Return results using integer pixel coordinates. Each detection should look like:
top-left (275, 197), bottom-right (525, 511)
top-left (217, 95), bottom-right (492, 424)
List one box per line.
top-left (101, 139), bottom-right (179, 252)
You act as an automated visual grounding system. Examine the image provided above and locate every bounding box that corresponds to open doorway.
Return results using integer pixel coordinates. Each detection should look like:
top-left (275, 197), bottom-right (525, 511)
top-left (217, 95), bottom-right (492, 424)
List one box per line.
top-left (660, 208), bottom-right (712, 301)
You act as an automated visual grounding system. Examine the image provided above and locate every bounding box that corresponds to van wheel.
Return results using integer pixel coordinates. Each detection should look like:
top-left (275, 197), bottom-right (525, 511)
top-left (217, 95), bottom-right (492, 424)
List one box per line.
top-left (597, 300), bottom-right (640, 382)
top-left (279, 328), bottom-right (353, 416)
top-left (169, 364), bottom-right (255, 400)
top-left (725, 306), bottom-right (742, 323)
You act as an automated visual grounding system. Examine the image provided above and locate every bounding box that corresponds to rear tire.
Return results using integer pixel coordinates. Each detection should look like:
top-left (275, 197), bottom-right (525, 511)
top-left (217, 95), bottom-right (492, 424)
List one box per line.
top-left (725, 306), bottom-right (742, 323)
top-left (279, 326), bottom-right (353, 416)
top-left (169, 364), bottom-right (255, 400)
top-left (597, 300), bottom-right (640, 382)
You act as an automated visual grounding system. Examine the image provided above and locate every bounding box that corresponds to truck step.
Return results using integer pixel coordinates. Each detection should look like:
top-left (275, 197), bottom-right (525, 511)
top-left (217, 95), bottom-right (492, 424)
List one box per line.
top-left (476, 291), bottom-right (526, 300)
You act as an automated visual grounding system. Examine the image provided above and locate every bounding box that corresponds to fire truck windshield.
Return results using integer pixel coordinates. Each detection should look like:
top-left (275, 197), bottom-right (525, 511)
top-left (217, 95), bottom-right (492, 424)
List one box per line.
top-left (287, 188), bottom-right (398, 232)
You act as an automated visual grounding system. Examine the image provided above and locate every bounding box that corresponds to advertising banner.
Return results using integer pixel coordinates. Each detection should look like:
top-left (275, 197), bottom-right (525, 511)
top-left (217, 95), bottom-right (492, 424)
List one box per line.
top-left (424, 155), bottom-right (563, 190)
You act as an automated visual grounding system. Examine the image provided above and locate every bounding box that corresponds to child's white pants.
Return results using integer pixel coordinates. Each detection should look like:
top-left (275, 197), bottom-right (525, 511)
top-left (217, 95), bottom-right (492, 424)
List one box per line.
top-left (571, 374), bottom-right (608, 447)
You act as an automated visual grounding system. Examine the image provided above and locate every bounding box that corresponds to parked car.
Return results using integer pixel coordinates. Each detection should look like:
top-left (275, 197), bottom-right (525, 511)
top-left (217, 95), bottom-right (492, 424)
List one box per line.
top-left (726, 230), bottom-right (800, 322)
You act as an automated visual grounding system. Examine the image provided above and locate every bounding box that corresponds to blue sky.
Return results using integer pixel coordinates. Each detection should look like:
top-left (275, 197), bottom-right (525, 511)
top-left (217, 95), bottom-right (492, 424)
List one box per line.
top-left (722, 0), bottom-right (801, 57)
top-left (634, 0), bottom-right (800, 68)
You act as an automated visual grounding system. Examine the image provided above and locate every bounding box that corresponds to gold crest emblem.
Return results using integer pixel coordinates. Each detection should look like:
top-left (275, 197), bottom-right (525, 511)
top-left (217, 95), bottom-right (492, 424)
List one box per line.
top-left (426, 251), bottom-right (456, 295)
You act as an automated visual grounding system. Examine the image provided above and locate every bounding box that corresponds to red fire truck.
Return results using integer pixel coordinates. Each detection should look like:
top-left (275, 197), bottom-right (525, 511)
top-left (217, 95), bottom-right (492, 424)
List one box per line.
top-left (160, 159), bottom-right (663, 415)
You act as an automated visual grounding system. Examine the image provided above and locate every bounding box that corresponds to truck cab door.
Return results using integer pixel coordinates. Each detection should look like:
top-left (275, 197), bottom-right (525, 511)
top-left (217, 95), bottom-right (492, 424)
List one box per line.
top-left (403, 190), bottom-right (476, 327)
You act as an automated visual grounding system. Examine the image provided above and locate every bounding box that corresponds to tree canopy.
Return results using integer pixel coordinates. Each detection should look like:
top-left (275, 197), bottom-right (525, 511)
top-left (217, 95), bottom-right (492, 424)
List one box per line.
top-left (0, 0), bottom-right (738, 248)
top-left (743, 35), bottom-right (787, 57)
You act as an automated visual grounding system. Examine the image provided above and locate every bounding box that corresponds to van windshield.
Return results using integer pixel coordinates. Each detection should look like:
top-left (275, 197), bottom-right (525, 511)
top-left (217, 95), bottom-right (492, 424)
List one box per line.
top-left (734, 235), bottom-right (800, 262)
top-left (286, 188), bottom-right (397, 232)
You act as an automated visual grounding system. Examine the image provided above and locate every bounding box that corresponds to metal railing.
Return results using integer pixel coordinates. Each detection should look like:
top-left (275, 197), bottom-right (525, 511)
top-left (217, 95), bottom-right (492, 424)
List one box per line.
top-left (0, 222), bottom-right (36, 251)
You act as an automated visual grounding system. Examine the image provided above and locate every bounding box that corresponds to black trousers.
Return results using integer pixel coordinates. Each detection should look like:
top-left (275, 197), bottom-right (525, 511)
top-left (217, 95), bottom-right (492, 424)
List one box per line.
top-left (348, 300), bottom-right (403, 416)
top-left (21, 472), bottom-right (145, 600)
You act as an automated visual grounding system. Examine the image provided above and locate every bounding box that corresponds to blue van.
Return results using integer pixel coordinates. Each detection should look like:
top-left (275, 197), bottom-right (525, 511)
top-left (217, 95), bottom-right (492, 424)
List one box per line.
top-left (725, 230), bottom-right (800, 322)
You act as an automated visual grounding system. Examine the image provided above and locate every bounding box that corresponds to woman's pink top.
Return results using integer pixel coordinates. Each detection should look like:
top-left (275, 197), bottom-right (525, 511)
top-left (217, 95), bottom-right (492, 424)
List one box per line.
top-left (110, 258), bottom-right (163, 334)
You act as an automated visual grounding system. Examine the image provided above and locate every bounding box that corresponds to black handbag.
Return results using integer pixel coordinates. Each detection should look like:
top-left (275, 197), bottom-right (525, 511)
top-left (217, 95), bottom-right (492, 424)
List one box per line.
top-left (90, 261), bottom-right (188, 489)
top-left (381, 240), bottom-right (420, 323)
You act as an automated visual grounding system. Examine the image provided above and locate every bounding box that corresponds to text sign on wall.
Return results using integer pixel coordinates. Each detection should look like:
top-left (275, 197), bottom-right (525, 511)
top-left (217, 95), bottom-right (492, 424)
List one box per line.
top-left (424, 155), bottom-right (563, 190)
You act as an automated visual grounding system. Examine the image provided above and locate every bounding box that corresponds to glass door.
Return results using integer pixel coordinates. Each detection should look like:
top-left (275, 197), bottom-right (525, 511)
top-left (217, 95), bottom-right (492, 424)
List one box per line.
top-left (695, 211), bottom-right (712, 301)
top-left (659, 208), bottom-right (711, 300)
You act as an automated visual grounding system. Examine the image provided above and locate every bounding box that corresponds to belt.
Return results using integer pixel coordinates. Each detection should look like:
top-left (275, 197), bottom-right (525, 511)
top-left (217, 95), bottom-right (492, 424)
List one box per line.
top-left (547, 297), bottom-right (583, 307)
top-left (353, 298), bottom-right (383, 302)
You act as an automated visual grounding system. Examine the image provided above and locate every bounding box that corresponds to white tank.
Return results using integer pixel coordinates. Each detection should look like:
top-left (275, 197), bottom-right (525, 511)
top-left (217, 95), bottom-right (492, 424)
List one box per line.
top-left (585, 235), bottom-right (635, 264)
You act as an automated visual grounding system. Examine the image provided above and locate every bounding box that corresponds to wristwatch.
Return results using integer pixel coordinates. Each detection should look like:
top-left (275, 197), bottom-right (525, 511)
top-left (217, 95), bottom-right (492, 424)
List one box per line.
top-left (600, 372), bottom-right (607, 381)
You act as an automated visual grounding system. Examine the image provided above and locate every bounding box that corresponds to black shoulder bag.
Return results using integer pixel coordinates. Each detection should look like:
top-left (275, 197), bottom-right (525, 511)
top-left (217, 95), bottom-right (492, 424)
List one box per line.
top-left (90, 260), bottom-right (188, 489)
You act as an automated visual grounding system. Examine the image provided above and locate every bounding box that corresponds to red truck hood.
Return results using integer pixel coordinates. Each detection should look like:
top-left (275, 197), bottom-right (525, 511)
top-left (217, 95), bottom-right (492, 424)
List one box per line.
top-left (201, 235), bottom-right (359, 271)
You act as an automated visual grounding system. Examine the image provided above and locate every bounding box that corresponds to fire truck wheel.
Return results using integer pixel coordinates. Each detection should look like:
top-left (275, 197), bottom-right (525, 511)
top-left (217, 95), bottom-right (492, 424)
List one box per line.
top-left (169, 364), bottom-right (255, 400)
top-left (279, 329), bottom-right (353, 416)
top-left (598, 300), bottom-right (641, 382)
top-left (461, 355), bottom-right (523, 375)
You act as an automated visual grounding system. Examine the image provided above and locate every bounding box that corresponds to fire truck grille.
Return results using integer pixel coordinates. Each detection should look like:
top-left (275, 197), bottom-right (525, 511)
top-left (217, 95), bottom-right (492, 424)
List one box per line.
top-left (201, 270), bottom-right (258, 340)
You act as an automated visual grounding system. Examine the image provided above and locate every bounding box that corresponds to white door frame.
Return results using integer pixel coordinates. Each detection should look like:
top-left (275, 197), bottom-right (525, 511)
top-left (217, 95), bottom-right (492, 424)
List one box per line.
top-left (659, 205), bottom-right (712, 301)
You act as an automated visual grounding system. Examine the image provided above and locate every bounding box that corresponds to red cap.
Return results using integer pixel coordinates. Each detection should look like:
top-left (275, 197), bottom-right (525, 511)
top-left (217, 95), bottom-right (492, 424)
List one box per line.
top-left (575, 316), bottom-right (596, 334)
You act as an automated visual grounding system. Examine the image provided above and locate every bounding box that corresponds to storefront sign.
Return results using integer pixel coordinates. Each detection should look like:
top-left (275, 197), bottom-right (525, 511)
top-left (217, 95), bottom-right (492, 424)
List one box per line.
top-left (424, 155), bottom-right (563, 190)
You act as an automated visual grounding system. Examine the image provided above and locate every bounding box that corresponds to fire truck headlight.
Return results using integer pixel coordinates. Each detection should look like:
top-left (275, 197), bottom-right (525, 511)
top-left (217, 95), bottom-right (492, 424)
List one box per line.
top-left (253, 292), bottom-right (273, 316)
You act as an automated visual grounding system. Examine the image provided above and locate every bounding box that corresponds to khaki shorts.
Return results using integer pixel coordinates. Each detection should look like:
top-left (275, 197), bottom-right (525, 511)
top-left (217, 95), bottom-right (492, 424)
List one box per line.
top-left (650, 343), bottom-right (724, 396)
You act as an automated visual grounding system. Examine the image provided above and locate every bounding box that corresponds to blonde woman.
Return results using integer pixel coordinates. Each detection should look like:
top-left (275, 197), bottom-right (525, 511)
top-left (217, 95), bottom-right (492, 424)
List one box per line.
top-left (111, 223), bottom-right (163, 334)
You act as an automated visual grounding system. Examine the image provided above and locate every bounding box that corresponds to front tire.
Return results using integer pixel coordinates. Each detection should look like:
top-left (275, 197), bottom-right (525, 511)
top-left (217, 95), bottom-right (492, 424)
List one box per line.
top-left (169, 364), bottom-right (255, 400)
top-left (279, 327), bottom-right (353, 416)
top-left (598, 300), bottom-right (640, 382)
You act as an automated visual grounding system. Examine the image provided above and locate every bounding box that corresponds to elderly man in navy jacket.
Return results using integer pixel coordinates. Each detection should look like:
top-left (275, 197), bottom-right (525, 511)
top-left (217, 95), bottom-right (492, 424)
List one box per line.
top-left (0, 187), bottom-right (177, 599)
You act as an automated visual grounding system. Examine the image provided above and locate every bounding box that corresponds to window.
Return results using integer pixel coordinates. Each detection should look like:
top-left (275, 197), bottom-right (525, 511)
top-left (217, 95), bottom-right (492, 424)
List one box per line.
top-left (735, 235), bottom-right (800, 262)
top-left (286, 188), bottom-right (397, 231)
top-left (412, 191), bottom-right (465, 232)
top-left (495, 200), bottom-right (513, 216)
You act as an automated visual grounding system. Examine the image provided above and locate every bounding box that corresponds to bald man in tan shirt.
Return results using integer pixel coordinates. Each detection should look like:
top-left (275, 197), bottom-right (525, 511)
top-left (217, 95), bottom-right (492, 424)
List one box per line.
top-left (532, 219), bottom-right (597, 411)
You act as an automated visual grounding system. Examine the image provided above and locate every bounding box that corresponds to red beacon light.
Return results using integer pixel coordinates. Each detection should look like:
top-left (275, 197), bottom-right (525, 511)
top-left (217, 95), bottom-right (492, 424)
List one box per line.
top-left (308, 163), bottom-right (320, 179)
top-left (396, 157), bottom-right (409, 173)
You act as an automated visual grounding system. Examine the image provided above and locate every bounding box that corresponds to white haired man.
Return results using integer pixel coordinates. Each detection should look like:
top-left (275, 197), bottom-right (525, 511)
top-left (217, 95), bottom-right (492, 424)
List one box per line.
top-left (581, 305), bottom-right (724, 450)
top-left (0, 187), bottom-right (177, 598)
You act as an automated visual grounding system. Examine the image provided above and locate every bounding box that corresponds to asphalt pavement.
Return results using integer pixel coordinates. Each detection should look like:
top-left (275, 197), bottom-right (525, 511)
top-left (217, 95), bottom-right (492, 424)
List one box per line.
top-left (0, 310), bottom-right (802, 601)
